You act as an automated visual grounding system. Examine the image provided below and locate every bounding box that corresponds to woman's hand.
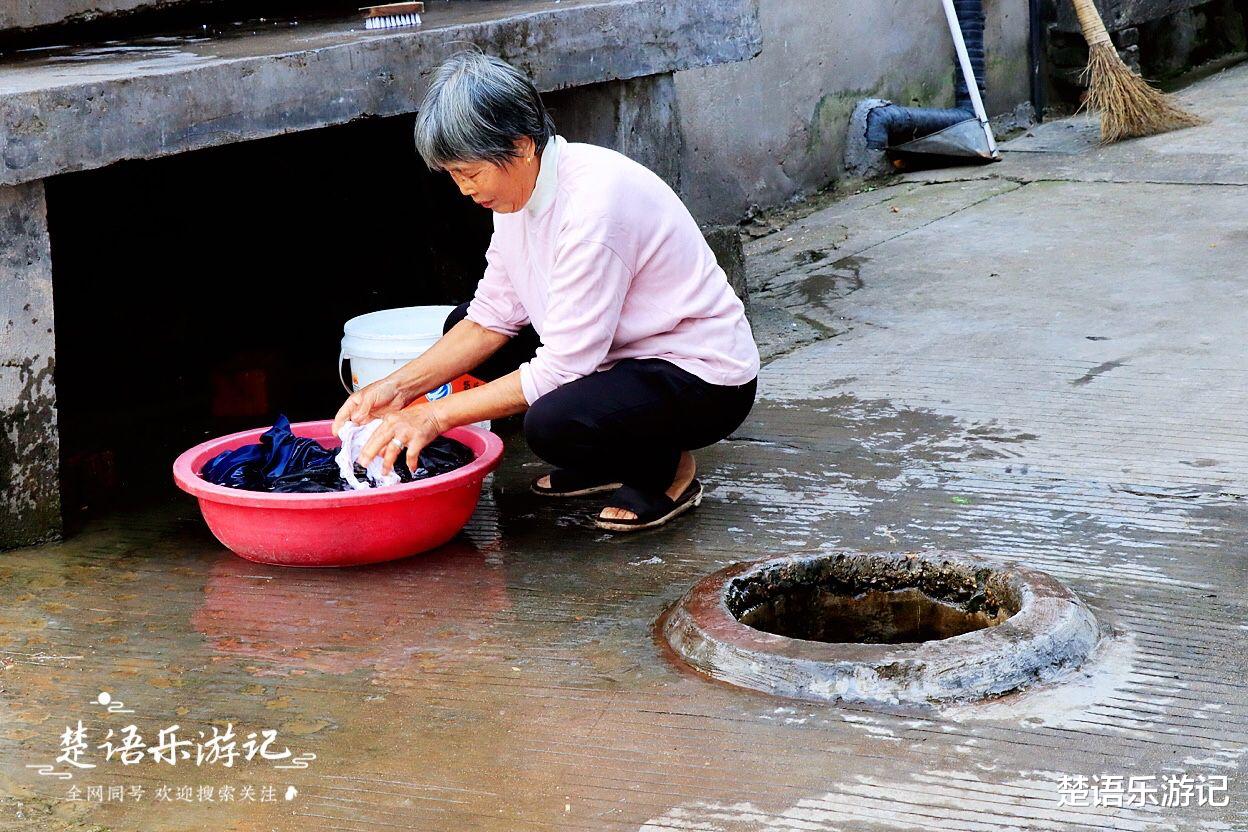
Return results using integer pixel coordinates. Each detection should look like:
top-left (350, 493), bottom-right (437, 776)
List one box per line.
top-left (332, 378), bottom-right (412, 435)
top-left (355, 404), bottom-right (446, 476)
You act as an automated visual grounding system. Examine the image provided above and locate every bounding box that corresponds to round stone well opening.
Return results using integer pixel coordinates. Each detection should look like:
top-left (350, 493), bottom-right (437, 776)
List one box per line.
top-left (728, 554), bottom-right (1016, 645)
top-left (661, 551), bottom-right (1101, 706)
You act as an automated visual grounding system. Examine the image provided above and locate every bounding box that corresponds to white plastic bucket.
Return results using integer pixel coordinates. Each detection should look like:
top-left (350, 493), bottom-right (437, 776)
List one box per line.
top-left (339, 306), bottom-right (490, 429)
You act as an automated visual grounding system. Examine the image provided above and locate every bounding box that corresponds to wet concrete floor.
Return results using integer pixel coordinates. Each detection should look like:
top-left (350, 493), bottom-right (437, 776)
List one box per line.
top-left (5, 65), bottom-right (1248, 831)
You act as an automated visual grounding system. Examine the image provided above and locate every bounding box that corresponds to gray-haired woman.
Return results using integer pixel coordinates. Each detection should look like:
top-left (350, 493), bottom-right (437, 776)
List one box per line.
top-left (334, 50), bottom-right (759, 532)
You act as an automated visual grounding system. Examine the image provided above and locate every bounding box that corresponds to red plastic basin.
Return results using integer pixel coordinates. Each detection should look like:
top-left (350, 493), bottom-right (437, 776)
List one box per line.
top-left (172, 420), bottom-right (503, 567)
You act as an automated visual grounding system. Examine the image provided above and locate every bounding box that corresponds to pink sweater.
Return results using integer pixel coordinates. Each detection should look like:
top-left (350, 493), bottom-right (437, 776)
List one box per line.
top-left (466, 134), bottom-right (761, 405)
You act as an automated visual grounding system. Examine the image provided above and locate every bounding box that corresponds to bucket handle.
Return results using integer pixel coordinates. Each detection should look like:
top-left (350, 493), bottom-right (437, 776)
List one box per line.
top-left (337, 348), bottom-right (354, 396)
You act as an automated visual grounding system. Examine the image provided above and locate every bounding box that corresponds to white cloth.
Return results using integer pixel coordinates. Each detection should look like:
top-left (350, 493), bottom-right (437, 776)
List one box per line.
top-left (335, 419), bottom-right (401, 490)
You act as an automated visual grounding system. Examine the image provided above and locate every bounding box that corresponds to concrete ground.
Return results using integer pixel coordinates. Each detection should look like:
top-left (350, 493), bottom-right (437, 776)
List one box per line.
top-left (4, 64), bottom-right (1248, 831)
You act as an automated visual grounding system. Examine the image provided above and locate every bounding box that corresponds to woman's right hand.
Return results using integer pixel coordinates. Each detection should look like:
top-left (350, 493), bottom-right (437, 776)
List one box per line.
top-left (332, 377), bottom-right (412, 435)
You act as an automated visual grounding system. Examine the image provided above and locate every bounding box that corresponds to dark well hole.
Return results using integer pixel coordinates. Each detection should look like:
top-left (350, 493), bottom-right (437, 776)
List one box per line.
top-left (725, 554), bottom-right (1021, 644)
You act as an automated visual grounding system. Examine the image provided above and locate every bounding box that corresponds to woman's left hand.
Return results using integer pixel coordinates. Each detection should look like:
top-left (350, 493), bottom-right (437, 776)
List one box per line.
top-left (356, 404), bottom-right (446, 476)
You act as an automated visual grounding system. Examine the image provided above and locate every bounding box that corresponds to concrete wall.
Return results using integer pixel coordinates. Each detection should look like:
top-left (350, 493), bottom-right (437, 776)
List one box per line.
top-left (0, 182), bottom-right (60, 547)
top-left (672, 0), bottom-right (1031, 223)
top-left (546, 74), bottom-right (685, 195)
top-left (1048, 0), bottom-right (1209, 32)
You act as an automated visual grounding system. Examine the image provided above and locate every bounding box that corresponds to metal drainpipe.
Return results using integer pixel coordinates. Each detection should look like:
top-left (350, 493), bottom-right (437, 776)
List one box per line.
top-left (1028, 0), bottom-right (1048, 121)
top-left (864, 0), bottom-right (987, 150)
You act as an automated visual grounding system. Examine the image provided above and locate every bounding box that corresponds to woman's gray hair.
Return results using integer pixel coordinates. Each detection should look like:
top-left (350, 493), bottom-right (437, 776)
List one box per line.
top-left (414, 50), bottom-right (556, 171)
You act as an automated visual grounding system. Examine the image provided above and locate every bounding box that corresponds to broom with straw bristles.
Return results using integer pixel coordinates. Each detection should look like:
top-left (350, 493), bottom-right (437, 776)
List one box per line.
top-left (1071, 0), bottom-right (1204, 142)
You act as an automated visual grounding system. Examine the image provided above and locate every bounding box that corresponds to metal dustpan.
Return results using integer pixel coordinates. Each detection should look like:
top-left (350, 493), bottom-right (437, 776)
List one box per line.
top-left (894, 0), bottom-right (1000, 161)
top-left (894, 118), bottom-right (996, 159)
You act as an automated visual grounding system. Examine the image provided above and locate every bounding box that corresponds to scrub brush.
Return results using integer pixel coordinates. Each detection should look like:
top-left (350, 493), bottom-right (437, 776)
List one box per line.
top-left (363, 2), bottom-right (424, 30)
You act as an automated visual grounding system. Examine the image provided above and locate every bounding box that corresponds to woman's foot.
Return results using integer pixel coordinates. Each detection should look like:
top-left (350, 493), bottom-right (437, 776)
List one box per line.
top-left (531, 469), bottom-right (622, 497)
top-left (598, 451), bottom-right (696, 522)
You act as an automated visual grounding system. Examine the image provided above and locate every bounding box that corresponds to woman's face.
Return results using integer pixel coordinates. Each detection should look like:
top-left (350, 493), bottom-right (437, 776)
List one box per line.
top-left (444, 136), bottom-right (538, 214)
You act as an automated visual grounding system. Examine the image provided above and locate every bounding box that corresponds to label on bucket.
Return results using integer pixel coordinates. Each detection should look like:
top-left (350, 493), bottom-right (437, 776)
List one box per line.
top-left (425, 374), bottom-right (485, 402)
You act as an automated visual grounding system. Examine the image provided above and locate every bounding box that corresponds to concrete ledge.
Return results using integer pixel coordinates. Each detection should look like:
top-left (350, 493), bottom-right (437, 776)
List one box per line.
top-left (1, 0), bottom-right (195, 32)
top-left (0, 0), bottom-right (761, 186)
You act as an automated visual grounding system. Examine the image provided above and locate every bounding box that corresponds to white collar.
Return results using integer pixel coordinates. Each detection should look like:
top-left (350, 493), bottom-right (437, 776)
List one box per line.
top-left (523, 134), bottom-right (562, 217)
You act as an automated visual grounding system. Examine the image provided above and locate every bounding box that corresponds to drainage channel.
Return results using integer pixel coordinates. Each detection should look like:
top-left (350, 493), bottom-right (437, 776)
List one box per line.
top-left (660, 551), bottom-right (1101, 707)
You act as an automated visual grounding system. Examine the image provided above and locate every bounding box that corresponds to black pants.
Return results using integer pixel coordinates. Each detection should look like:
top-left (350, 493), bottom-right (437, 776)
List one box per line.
top-left (445, 303), bottom-right (757, 494)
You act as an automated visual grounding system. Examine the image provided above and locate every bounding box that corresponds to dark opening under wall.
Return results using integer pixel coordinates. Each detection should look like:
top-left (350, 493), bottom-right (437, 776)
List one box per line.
top-left (47, 114), bottom-right (492, 531)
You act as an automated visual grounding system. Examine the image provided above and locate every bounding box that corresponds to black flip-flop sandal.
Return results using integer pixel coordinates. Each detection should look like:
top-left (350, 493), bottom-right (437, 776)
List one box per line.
top-left (593, 479), bottom-right (704, 532)
top-left (530, 468), bottom-right (624, 498)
